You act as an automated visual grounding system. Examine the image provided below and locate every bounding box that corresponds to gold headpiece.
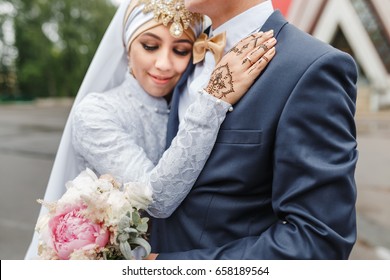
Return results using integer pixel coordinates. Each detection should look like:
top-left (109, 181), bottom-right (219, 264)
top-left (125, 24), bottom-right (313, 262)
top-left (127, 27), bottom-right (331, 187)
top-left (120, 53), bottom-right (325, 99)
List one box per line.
top-left (138, 0), bottom-right (202, 38)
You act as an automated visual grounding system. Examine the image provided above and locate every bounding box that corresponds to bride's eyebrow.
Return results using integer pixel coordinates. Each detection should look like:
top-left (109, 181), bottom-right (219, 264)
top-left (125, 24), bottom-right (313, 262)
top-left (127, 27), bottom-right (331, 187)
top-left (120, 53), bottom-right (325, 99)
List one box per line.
top-left (174, 39), bottom-right (193, 45)
top-left (140, 33), bottom-right (192, 45)
top-left (140, 32), bottom-right (161, 41)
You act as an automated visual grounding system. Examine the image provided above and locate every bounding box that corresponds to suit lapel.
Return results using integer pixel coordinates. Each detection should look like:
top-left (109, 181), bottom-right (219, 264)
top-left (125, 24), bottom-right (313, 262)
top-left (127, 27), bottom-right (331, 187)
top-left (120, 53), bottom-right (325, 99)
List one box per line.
top-left (260, 10), bottom-right (288, 37)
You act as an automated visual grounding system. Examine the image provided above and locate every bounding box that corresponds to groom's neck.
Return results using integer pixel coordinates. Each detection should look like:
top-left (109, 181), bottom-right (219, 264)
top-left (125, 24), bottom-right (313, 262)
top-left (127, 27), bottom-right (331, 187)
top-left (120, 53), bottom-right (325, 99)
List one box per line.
top-left (210, 0), bottom-right (267, 29)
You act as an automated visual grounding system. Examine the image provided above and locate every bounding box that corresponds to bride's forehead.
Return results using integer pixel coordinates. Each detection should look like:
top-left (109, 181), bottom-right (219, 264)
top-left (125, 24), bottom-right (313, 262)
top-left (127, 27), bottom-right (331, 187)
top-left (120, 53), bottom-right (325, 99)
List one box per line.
top-left (138, 26), bottom-right (193, 43)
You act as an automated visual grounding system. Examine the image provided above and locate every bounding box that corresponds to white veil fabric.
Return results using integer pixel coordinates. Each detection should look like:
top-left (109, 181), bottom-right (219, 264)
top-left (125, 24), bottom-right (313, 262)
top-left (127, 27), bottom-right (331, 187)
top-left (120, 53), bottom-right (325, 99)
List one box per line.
top-left (25, 0), bottom-right (134, 259)
top-left (25, 0), bottom-right (203, 259)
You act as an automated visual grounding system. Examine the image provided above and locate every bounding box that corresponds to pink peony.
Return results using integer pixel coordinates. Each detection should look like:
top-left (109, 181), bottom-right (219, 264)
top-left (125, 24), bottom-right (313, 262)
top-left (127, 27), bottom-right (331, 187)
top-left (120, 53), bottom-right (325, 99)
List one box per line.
top-left (48, 205), bottom-right (109, 260)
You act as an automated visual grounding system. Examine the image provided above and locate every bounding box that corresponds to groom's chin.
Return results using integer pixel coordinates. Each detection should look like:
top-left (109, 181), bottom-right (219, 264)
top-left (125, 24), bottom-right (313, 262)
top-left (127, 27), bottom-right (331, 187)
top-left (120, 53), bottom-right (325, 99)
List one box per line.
top-left (183, 0), bottom-right (204, 13)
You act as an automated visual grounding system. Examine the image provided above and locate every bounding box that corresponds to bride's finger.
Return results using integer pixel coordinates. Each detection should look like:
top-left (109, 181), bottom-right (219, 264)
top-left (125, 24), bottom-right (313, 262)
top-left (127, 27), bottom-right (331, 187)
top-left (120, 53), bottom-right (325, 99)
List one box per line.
top-left (249, 30), bottom-right (274, 48)
top-left (248, 47), bottom-right (276, 75)
top-left (240, 37), bottom-right (276, 70)
top-left (229, 30), bottom-right (274, 56)
top-left (246, 37), bottom-right (277, 63)
top-left (252, 37), bottom-right (277, 55)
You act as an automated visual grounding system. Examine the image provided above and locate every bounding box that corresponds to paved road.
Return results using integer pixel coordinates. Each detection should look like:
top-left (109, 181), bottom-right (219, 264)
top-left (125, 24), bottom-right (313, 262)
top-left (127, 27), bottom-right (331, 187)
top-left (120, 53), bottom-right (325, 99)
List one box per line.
top-left (0, 100), bottom-right (389, 259)
top-left (350, 112), bottom-right (390, 259)
top-left (0, 100), bottom-right (71, 259)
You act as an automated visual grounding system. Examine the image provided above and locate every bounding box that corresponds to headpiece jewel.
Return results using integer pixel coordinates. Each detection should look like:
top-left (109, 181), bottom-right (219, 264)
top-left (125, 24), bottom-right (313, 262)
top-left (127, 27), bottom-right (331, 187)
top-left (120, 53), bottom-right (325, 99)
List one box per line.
top-left (138, 0), bottom-right (202, 38)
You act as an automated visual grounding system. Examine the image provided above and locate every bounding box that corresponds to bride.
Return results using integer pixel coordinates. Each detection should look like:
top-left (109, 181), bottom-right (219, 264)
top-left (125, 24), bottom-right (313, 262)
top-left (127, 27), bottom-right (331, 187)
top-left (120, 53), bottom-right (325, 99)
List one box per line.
top-left (25, 0), bottom-right (276, 259)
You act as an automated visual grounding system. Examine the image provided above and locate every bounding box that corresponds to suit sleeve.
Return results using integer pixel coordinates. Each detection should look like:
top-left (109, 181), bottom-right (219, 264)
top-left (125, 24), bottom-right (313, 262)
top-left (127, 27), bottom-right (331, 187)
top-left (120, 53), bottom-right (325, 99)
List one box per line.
top-left (157, 50), bottom-right (358, 259)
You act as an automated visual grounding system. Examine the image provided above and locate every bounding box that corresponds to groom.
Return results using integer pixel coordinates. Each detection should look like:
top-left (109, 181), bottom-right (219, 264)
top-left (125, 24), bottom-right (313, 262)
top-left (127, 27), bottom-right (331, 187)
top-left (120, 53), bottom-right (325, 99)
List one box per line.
top-left (150, 0), bottom-right (358, 259)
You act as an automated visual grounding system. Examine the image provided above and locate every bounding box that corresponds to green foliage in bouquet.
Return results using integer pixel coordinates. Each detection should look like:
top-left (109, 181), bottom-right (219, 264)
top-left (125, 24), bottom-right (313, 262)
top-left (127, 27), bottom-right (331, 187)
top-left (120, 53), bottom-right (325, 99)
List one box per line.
top-left (103, 210), bottom-right (151, 260)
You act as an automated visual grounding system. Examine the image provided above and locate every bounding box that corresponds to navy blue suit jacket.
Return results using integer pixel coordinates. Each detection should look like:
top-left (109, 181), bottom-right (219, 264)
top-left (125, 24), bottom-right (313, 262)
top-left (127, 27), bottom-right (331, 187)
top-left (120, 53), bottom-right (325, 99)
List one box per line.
top-left (150, 11), bottom-right (358, 259)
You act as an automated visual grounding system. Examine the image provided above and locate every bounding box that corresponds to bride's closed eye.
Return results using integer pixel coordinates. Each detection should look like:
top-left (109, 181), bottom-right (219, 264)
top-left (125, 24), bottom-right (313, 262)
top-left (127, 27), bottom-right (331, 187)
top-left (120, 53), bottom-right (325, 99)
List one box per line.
top-left (141, 42), bottom-right (191, 57)
top-left (173, 47), bottom-right (191, 56)
top-left (172, 40), bottom-right (193, 57)
top-left (141, 43), bottom-right (158, 51)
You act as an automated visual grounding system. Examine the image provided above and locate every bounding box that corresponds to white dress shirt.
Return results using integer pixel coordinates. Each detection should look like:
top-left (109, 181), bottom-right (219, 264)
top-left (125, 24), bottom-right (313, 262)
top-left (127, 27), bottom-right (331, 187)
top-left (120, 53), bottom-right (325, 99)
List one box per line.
top-left (178, 0), bottom-right (275, 121)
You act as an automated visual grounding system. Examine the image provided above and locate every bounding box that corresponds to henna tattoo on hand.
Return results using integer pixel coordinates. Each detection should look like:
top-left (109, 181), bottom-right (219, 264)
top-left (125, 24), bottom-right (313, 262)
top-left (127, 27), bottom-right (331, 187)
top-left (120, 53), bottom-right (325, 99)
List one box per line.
top-left (241, 43), bottom-right (249, 53)
top-left (248, 59), bottom-right (262, 74)
top-left (228, 43), bottom-right (249, 55)
top-left (250, 33), bottom-right (264, 47)
top-left (253, 37), bottom-right (259, 47)
top-left (242, 56), bottom-right (251, 65)
top-left (249, 42), bottom-right (269, 57)
top-left (206, 63), bottom-right (234, 99)
top-left (258, 43), bottom-right (269, 52)
top-left (228, 46), bottom-right (240, 54)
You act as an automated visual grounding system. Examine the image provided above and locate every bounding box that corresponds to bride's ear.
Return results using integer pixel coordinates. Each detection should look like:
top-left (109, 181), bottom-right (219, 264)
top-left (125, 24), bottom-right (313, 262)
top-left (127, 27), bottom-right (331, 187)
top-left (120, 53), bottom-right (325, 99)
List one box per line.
top-left (130, 67), bottom-right (134, 77)
top-left (127, 56), bottom-right (134, 77)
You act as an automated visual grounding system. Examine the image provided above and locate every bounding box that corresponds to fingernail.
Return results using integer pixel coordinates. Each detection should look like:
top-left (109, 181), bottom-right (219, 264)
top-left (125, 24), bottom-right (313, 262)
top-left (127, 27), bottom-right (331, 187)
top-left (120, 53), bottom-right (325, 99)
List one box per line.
top-left (267, 38), bottom-right (277, 44)
top-left (267, 47), bottom-right (276, 54)
top-left (265, 29), bottom-right (274, 36)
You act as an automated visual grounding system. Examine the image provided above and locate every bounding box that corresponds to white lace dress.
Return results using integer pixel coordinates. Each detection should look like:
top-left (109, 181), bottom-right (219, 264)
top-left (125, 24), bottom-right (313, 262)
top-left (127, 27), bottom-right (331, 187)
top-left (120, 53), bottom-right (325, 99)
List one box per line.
top-left (72, 73), bottom-right (231, 218)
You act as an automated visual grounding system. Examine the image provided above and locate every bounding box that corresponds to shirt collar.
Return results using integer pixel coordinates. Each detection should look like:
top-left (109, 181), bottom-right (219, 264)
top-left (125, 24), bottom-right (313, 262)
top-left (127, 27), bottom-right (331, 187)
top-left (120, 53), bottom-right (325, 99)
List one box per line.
top-left (212, 1), bottom-right (274, 53)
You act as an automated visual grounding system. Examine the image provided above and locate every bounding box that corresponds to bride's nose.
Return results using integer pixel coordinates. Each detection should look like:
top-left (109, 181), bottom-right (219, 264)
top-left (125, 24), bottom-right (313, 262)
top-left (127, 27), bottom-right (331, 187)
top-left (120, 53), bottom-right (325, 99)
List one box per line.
top-left (155, 49), bottom-right (173, 71)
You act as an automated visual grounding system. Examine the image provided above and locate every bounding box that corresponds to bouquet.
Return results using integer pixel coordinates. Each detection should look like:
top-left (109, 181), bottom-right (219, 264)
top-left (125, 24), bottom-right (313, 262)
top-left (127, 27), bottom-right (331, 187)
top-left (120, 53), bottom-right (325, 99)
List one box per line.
top-left (35, 168), bottom-right (153, 260)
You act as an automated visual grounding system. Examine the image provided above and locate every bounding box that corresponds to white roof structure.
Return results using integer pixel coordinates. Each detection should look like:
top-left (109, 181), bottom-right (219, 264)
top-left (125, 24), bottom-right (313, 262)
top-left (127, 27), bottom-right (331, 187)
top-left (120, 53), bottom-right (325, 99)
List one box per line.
top-left (277, 0), bottom-right (390, 110)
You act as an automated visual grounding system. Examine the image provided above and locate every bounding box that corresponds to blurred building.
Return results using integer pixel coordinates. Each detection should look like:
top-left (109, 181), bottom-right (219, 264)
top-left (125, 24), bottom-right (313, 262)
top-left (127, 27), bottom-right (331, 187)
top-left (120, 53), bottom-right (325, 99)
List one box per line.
top-left (273, 0), bottom-right (390, 112)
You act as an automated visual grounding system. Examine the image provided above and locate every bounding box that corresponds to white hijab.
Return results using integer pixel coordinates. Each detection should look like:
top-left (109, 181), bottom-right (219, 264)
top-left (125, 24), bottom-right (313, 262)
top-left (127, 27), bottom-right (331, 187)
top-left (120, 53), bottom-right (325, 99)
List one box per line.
top-left (25, 0), bottom-right (202, 259)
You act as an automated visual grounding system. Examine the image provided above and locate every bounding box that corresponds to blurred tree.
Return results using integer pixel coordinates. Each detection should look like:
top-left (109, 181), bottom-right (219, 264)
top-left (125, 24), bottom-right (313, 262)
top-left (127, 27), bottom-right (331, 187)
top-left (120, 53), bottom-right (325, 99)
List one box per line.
top-left (12, 0), bottom-right (116, 98)
top-left (0, 0), bottom-right (17, 99)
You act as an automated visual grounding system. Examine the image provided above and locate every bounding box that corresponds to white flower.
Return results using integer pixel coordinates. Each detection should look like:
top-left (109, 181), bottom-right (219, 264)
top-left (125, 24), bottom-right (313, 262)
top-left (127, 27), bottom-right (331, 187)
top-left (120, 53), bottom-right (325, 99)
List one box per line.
top-left (123, 181), bottom-right (153, 210)
top-left (106, 189), bottom-right (133, 226)
top-left (36, 168), bottom-right (152, 260)
top-left (59, 168), bottom-right (98, 206)
top-left (35, 213), bottom-right (53, 248)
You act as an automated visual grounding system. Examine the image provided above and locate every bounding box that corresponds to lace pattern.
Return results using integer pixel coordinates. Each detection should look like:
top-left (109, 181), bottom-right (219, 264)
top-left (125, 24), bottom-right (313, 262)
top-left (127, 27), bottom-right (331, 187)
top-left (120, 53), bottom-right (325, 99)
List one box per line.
top-left (72, 73), bottom-right (230, 218)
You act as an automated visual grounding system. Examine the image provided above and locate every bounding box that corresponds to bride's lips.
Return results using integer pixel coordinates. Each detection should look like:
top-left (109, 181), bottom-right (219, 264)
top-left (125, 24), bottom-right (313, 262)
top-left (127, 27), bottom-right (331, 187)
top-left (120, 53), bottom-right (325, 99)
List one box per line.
top-left (149, 73), bottom-right (172, 85)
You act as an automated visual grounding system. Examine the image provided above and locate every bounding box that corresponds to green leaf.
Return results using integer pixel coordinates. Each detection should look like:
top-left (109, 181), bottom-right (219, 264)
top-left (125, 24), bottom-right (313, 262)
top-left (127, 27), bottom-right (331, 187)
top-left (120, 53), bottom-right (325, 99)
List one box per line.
top-left (123, 227), bottom-right (138, 234)
top-left (136, 222), bottom-right (148, 233)
top-left (132, 210), bottom-right (141, 225)
top-left (131, 237), bottom-right (151, 257)
top-left (119, 241), bottom-right (133, 260)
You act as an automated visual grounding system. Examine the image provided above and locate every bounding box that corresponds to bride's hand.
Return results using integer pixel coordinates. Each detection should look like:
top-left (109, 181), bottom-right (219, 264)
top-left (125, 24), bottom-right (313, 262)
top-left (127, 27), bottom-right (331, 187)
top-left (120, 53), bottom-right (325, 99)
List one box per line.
top-left (205, 30), bottom-right (276, 105)
top-left (144, 253), bottom-right (158, 260)
top-left (99, 173), bottom-right (120, 188)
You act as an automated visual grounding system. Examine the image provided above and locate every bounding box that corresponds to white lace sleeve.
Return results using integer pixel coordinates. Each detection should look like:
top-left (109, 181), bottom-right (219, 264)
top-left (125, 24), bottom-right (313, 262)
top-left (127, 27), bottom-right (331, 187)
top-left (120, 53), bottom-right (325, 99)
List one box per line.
top-left (72, 91), bottom-right (166, 186)
top-left (72, 90), bottom-right (230, 218)
top-left (143, 93), bottom-right (230, 218)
